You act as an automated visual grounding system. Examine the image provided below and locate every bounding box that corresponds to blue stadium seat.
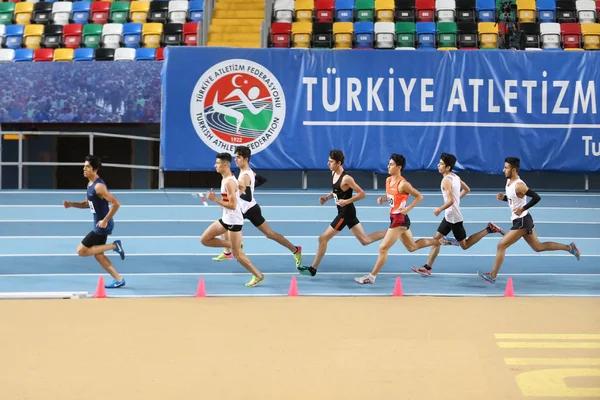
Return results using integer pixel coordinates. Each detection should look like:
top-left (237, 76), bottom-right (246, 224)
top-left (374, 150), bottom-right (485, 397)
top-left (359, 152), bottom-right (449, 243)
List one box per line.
top-left (354, 21), bottom-right (374, 48)
top-left (74, 47), bottom-right (94, 61)
top-left (123, 23), bottom-right (142, 48)
top-left (335, 0), bottom-right (354, 21)
top-left (5, 25), bottom-right (24, 50)
top-left (416, 21), bottom-right (436, 48)
top-left (537, 0), bottom-right (556, 22)
top-left (14, 48), bottom-right (34, 62)
top-left (188, 1), bottom-right (204, 22)
top-left (135, 47), bottom-right (155, 60)
top-left (72, 2), bottom-right (92, 25)
top-left (476, 0), bottom-right (496, 21)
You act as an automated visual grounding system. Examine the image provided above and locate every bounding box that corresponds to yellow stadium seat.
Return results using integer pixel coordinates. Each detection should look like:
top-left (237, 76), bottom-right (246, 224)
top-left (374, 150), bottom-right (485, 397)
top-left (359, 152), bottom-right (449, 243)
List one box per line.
top-left (142, 22), bottom-right (163, 48)
top-left (438, 46), bottom-right (458, 49)
top-left (23, 24), bottom-right (44, 49)
top-left (516, 0), bottom-right (536, 22)
top-left (375, 0), bottom-right (395, 21)
top-left (292, 21), bottom-right (312, 47)
top-left (333, 21), bottom-right (353, 48)
top-left (14, 2), bottom-right (34, 25)
top-left (478, 22), bottom-right (498, 48)
top-left (53, 48), bottom-right (74, 61)
top-left (294, 0), bottom-right (314, 22)
top-left (581, 23), bottom-right (600, 50)
top-left (129, 1), bottom-right (150, 24)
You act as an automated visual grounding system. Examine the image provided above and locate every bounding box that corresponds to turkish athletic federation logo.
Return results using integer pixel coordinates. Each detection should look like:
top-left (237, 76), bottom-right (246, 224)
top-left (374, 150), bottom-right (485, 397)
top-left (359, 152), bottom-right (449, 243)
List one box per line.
top-left (190, 59), bottom-right (286, 154)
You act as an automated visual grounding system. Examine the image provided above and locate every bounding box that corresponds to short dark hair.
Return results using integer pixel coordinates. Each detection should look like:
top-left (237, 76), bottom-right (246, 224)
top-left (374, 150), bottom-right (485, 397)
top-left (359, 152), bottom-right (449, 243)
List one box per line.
top-left (390, 154), bottom-right (406, 171)
top-left (85, 155), bottom-right (102, 170)
top-left (329, 149), bottom-right (344, 165)
top-left (440, 152), bottom-right (457, 171)
top-left (216, 152), bottom-right (232, 163)
top-left (505, 157), bottom-right (520, 171)
top-left (234, 146), bottom-right (251, 161)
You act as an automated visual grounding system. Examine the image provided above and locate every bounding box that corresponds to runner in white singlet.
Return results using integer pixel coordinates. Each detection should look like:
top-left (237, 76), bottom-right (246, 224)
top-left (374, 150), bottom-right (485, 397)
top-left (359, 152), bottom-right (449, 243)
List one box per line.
top-left (477, 156), bottom-right (581, 284)
top-left (412, 153), bottom-right (505, 277)
top-left (213, 146), bottom-right (303, 268)
top-left (199, 152), bottom-right (265, 287)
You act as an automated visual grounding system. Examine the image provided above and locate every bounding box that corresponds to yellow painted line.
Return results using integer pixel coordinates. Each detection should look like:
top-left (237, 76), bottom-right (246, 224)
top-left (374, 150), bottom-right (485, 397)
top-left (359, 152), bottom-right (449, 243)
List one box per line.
top-left (495, 334), bottom-right (600, 340)
top-left (498, 342), bottom-right (600, 349)
top-left (505, 358), bottom-right (600, 366)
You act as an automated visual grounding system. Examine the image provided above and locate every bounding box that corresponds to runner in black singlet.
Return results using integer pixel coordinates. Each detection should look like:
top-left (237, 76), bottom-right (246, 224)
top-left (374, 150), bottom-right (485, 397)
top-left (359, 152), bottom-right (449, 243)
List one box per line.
top-left (297, 149), bottom-right (387, 277)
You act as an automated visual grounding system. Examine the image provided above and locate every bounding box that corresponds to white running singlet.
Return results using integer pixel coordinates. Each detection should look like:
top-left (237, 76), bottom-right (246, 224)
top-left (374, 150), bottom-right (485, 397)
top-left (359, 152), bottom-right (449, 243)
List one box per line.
top-left (238, 169), bottom-right (257, 214)
top-left (220, 175), bottom-right (244, 226)
top-left (442, 174), bottom-right (463, 224)
top-left (505, 178), bottom-right (528, 221)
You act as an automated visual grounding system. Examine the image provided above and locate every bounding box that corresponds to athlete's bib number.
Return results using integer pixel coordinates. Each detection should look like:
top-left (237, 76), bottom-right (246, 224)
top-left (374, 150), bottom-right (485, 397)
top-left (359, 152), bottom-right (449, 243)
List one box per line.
top-left (333, 193), bottom-right (339, 204)
top-left (88, 200), bottom-right (96, 214)
top-left (387, 195), bottom-right (394, 207)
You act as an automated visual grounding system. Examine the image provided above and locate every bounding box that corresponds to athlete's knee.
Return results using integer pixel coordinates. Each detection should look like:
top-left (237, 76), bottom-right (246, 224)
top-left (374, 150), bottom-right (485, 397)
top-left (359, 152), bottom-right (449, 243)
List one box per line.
top-left (405, 244), bottom-right (418, 252)
top-left (497, 241), bottom-right (509, 252)
top-left (318, 234), bottom-right (330, 246)
top-left (200, 235), bottom-right (211, 246)
top-left (264, 230), bottom-right (278, 240)
top-left (232, 248), bottom-right (243, 259)
top-left (77, 246), bottom-right (90, 257)
top-left (530, 242), bottom-right (543, 252)
top-left (357, 236), bottom-right (370, 246)
top-left (459, 242), bottom-right (469, 250)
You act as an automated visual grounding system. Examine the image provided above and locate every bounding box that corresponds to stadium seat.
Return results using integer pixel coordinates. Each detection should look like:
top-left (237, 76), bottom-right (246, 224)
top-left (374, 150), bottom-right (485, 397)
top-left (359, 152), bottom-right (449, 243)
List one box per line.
top-left (188, 1), bottom-right (204, 22)
top-left (135, 47), bottom-right (155, 60)
top-left (271, 22), bottom-right (292, 47)
top-left (73, 47), bottom-right (94, 61)
top-left (23, 24), bottom-right (44, 49)
top-left (33, 48), bottom-right (53, 61)
top-left (332, 21), bottom-right (353, 48)
top-left (537, 0), bottom-right (557, 22)
top-left (123, 22), bottom-right (142, 47)
top-left (53, 47), bottom-right (74, 61)
top-left (14, 2), bottom-right (34, 25)
top-left (168, 1), bottom-right (189, 24)
top-left (576, 0), bottom-right (597, 22)
top-left (62, 24), bottom-right (82, 49)
top-left (375, 21), bottom-right (395, 48)
top-left (476, 0), bottom-right (496, 21)
top-left (71, 2), bottom-right (91, 26)
top-left (416, 0), bottom-right (435, 21)
top-left (129, 1), bottom-right (150, 24)
top-left (90, 2), bottom-right (110, 25)
top-left (155, 46), bottom-right (164, 60)
top-left (292, 21), bottom-right (312, 47)
top-left (142, 22), bottom-right (163, 48)
top-left (83, 24), bottom-right (102, 48)
top-left (0, 48), bottom-right (15, 62)
top-left (561, 21), bottom-right (581, 46)
top-left (556, 0), bottom-right (577, 21)
top-left (540, 22), bottom-right (561, 48)
top-left (32, 2), bottom-right (53, 25)
top-left (456, 0), bottom-right (476, 21)
top-left (95, 48), bottom-right (115, 61)
top-left (581, 22), bottom-right (600, 48)
top-left (334, 0), bottom-right (354, 22)
top-left (517, 0), bottom-right (537, 21)
top-left (436, 0), bottom-right (456, 21)
top-left (376, 0), bottom-right (395, 21)
top-left (51, 2), bottom-right (71, 26)
top-left (354, 21), bottom-right (375, 48)
top-left (4, 24), bottom-right (24, 49)
top-left (355, 0), bottom-right (375, 21)
top-left (395, 21), bottom-right (416, 48)
top-left (148, 1), bottom-right (169, 24)
top-left (457, 21), bottom-right (478, 47)
top-left (315, 0), bottom-right (334, 22)
top-left (41, 24), bottom-right (61, 48)
top-left (294, 0), bottom-right (315, 22)
top-left (478, 21), bottom-right (498, 48)
top-left (162, 23), bottom-right (183, 46)
top-left (273, 0), bottom-right (293, 23)
top-left (395, 0), bottom-right (416, 22)
top-left (416, 21), bottom-right (436, 47)
top-left (437, 21), bottom-right (457, 47)
top-left (519, 22), bottom-right (540, 48)
top-left (183, 22), bottom-right (198, 46)
top-left (312, 22), bottom-right (333, 47)
top-left (110, 1), bottom-right (130, 24)
top-left (114, 46), bottom-right (135, 61)
top-left (102, 23), bottom-right (123, 49)
top-left (14, 48), bottom-right (34, 61)
top-left (0, 3), bottom-right (15, 26)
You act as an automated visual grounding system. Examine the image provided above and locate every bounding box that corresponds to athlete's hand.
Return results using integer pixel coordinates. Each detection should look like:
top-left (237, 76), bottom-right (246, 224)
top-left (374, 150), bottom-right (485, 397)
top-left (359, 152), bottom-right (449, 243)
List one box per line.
top-left (337, 199), bottom-right (349, 207)
top-left (399, 207), bottom-right (410, 215)
top-left (514, 207), bottom-right (525, 216)
top-left (207, 189), bottom-right (217, 202)
top-left (496, 193), bottom-right (504, 201)
top-left (63, 201), bottom-right (71, 209)
top-left (319, 196), bottom-right (328, 205)
top-left (433, 208), bottom-right (442, 216)
top-left (377, 196), bottom-right (385, 205)
top-left (96, 219), bottom-right (108, 229)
